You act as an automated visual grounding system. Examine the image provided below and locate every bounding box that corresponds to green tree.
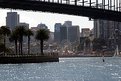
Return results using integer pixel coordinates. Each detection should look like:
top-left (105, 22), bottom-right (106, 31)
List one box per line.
top-left (0, 43), bottom-right (12, 54)
top-left (15, 26), bottom-right (27, 54)
top-left (9, 30), bottom-right (19, 54)
top-left (26, 29), bottom-right (33, 54)
top-left (0, 30), bottom-right (4, 54)
top-left (0, 43), bottom-right (6, 54)
top-left (93, 38), bottom-right (107, 51)
top-left (0, 29), bottom-right (3, 43)
top-left (35, 29), bottom-right (49, 55)
top-left (0, 26), bottom-right (11, 55)
top-left (85, 37), bottom-right (90, 49)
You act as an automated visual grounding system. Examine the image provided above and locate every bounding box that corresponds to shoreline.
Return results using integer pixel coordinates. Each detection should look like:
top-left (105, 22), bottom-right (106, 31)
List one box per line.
top-left (59, 55), bottom-right (113, 58)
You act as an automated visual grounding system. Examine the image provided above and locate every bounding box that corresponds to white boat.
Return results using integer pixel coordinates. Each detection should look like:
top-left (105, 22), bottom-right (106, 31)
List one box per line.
top-left (113, 45), bottom-right (120, 57)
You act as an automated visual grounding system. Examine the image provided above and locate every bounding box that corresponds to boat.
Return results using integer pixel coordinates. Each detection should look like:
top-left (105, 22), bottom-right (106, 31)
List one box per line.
top-left (113, 45), bottom-right (120, 57)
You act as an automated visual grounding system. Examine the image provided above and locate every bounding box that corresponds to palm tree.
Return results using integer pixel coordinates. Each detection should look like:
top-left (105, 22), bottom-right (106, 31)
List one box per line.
top-left (0, 26), bottom-right (11, 55)
top-left (0, 30), bottom-right (4, 54)
top-left (35, 29), bottom-right (49, 55)
top-left (0, 43), bottom-right (6, 54)
top-left (0, 43), bottom-right (13, 54)
top-left (85, 37), bottom-right (90, 50)
top-left (15, 26), bottom-right (27, 54)
top-left (9, 30), bottom-right (19, 54)
top-left (0, 29), bottom-right (3, 43)
top-left (26, 29), bottom-right (33, 54)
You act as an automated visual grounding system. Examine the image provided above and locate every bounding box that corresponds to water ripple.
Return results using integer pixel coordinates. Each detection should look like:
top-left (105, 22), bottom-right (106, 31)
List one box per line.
top-left (0, 57), bottom-right (120, 81)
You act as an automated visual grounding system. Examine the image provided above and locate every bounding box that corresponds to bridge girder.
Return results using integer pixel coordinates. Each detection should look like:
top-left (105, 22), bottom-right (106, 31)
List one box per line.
top-left (0, 1), bottom-right (121, 22)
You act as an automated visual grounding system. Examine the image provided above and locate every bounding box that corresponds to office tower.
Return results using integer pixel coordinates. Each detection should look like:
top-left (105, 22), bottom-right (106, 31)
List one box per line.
top-left (63, 21), bottom-right (80, 42)
top-left (94, 19), bottom-right (111, 39)
top-left (68, 26), bottom-right (80, 42)
top-left (94, 19), bottom-right (101, 38)
top-left (63, 21), bottom-right (72, 27)
top-left (93, 19), bottom-right (121, 50)
top-left (37, 23), bottom-right (48, 29)
top-left (54, 21), bottom-right (80, 44)
top-left (60, 26), bottom-right (68, 43)
top-left (6, 12), bottom-right (19, 30)
top-left (54, 23), bottom-right (62, 43)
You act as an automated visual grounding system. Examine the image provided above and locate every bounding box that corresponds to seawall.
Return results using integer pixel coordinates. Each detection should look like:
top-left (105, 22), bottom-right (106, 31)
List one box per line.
top-left (0, 54), bottom-right (59, 64)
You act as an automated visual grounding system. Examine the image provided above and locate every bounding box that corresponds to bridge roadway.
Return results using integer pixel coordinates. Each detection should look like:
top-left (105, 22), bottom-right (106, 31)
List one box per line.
top-left (0, 0), bottom-right (121, 22)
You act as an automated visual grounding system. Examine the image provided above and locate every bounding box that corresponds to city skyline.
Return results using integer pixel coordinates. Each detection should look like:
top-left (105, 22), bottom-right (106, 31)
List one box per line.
top-left (0, 8), bottom-right (93, 32)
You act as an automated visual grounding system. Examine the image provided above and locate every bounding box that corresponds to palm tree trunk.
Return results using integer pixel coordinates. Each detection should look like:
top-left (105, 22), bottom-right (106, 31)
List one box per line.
top-left (19, 41), bottom-right (20, 54)
top-left (20, 36), bottom-right (23, 55)
top-left (28, 36), bottom-right (30, 55)
top-left (3, 36), bottom-right (6, 55)
top-left (40, 40), bottom-right (44, 55)
top-left (15, 40), bottom-right (17, 54)
top-left (20, 41), bottom-right (23, 55)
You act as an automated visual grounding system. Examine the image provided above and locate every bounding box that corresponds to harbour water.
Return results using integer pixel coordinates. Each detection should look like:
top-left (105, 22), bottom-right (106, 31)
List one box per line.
top-left (0, 57), bottom-right (121, 81)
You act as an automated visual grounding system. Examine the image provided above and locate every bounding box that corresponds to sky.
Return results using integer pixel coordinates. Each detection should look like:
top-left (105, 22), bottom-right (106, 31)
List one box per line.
top-left (0, 8), bottom-right (93, 32)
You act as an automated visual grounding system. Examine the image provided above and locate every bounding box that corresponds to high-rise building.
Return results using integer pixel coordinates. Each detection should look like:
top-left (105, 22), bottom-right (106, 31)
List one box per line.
top-left (63, 21), bottom-right (72, 27)
top-left (94, 19), bottom-right (101, 38)
top-left (68, 26), bottom-right (80, 42)
top-left (94, 19), bottom-right (121, 50)
top-left (54, 21), bottom-right (80, 43)
top-left (54, 23), bottom-right (62, 43)
top-left (94, 19), bottom-right (113, 39)
top-left (62, 21), bottom-right (80, 43)
top-left (6, 12), bottom-right (19, 30)
top-left (60, 26), bottom-right (68, 43)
